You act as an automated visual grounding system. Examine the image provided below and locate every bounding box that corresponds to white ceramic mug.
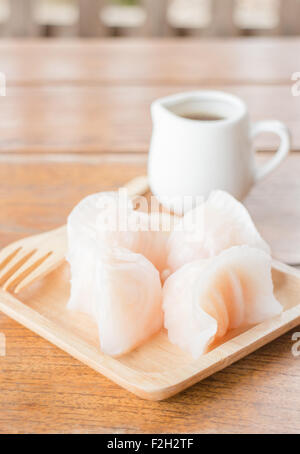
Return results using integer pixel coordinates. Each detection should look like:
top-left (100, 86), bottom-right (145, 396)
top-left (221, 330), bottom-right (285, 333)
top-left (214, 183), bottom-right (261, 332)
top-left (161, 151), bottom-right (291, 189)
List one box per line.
top-left (148, 90), bottom-right (290, 214)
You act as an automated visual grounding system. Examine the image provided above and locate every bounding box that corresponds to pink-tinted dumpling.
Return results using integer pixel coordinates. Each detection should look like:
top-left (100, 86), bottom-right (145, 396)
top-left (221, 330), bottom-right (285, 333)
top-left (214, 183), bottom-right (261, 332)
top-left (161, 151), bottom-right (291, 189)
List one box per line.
top-left (96, 206), bottom-right (176, 274)
top-left (67, 191), bottom-right (165, 355)
top-left (163, 246), bottom-right (282, 359)
top-left (67, 189), bottom-right (176, 275)
top-left (67, 191), bottom-right (117, 249)
top-left (167, 190), bottom-right (270, 273)
top-left (68, 246), bottom-right (163, 356)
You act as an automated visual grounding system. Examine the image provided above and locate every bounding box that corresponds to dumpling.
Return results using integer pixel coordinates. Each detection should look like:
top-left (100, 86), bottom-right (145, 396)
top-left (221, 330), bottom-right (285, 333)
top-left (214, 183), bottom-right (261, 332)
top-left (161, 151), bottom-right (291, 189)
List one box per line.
top-left (68, 245), bottom-right (163, 356)
top-left (67, 191), bottom-right (118, 258)
top-left (67, 190), bottom-right (176, 274)
top-left (167, 190), bottom-right (270, 273)
top-left (67, 190), bottom-right (166, 356)
top-left (67, 192), bottom-right (118, 322)
top-left (96, 205), bottom-right (176, 274)
top-left (163, 246), bottom-right (282, 359)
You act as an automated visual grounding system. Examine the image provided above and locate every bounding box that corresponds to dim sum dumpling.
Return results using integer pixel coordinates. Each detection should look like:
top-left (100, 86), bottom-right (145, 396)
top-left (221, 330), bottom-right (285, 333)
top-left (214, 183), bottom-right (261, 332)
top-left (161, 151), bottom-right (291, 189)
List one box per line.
top-left (67, 191), bottom-right (117, 249)
top-left (67, 190), bottom-right (176, 275)
top-left (96, 206), bottom-right (176, 274)
top-left (163, 246), bottom-right (282, 359)
top-left (68, 245), bottom-right (163, 356)
top-left (167, 190), bottom-right (270, 273)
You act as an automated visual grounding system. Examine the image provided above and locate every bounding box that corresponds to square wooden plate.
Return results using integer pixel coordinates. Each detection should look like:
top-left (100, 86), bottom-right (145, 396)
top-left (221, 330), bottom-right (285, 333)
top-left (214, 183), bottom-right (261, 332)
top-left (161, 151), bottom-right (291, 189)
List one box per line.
top-left (0, 256), bottom-right (300, 400)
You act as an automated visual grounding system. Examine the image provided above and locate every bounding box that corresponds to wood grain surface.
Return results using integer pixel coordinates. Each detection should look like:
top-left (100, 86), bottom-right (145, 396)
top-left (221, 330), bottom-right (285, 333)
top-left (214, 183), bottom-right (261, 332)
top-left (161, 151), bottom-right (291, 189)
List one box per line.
top-left (0, 84), bottom-right (299, 153)
top-left (1, 261), bottom-right (300, 402)
top-left (0, 38), bottom-right (299, 85)
top-left (0, 38), bottom-right (300, 433)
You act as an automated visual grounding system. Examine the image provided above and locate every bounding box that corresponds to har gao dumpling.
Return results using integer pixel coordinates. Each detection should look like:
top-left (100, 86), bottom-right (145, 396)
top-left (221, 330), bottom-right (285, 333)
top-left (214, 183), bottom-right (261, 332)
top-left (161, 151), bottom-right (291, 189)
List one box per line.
top-left (67, 191), bottom-right (117, 257)
top-left (67, 190), bottom-right (176, 275)
top-left (96, 205), bottom-right (176, 274)
top-left (163, 246), bottom-right (282, 359)
top-left (167, 190), bottom-right (270, 273)
top-left (67, 190), bottom-right (166, 356)
top-left (68, 245), bottom-right (163, 356)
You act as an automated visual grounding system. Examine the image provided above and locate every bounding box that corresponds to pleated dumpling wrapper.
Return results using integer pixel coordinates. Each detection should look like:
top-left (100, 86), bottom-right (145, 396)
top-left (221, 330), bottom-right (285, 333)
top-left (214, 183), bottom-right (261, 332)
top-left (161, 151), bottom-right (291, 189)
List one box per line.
top-left (68, 245), bottom-right (163, 356)
top-left (67, 190), bottom-right (168, 355)
top-left (163, 246), bottom-right (282, 359)
top-left (167, 190), bottom-right (270, 274)
top-left (96, 202), bottom-right (177, 274)
top-left (67, 191), bottom-right (116, 257)
top-left (68, 190), bottom-right (176, 275)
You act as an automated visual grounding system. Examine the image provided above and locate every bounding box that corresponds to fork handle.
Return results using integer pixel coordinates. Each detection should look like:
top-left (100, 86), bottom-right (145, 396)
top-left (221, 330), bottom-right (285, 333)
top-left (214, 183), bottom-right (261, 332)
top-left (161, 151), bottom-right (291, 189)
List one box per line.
top-left (123, 175), bottom-right (149, 198)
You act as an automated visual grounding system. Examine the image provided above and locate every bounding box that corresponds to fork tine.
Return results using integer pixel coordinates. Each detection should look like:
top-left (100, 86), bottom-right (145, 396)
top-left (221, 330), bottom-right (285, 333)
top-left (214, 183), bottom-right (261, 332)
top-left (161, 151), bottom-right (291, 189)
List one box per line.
top-left (0, 247), bottom-right (22, 271)
top-left (3, 251), bottom-right (53, 292)
top-left (0, 249), bottom-right (37, 286)
top-left (14, 253), bottom-right (65, 294)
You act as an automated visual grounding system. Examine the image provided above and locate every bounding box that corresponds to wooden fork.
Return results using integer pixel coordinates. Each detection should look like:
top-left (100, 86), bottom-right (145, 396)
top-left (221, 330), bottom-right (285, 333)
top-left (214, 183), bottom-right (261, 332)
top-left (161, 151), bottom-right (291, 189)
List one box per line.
top-left (0, 176), bottom-right (149, 294)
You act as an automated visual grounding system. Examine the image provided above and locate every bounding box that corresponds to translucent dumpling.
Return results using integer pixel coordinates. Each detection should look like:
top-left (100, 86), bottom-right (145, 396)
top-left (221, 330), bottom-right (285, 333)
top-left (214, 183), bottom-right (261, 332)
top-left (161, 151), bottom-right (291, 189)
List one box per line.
top-left (96, 204), bottom-right (176, 274)
top-left (163, 246), bottom-right (282, 359)
top-left (68, 245), bottom-right (163, 356)
top-left (67, 190), bottom-right (166, 356)
top-left (67, 190), bottom-right (176, 275)
top-left (67, 191), bottom-right (116, 247)
top-left (167, 190), bottom-right (270, 274)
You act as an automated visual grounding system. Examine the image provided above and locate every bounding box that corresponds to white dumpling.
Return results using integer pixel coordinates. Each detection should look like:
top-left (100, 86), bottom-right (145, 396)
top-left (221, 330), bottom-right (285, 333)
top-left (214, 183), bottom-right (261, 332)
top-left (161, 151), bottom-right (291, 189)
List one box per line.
top-left (68, 245), bottom-right (163, 356)
top-left (163, 246), bottom-right (282, 359)
top-left (67, 191), bottom-right (117, 248)
top-left (67, 191), bottom-right (165, 356)
top-left (96, 206), bottom-right (176, 274)
top-left (67, 190), bottom-right (176, 275)
top-left (167, 190), bottom-right (270, 273)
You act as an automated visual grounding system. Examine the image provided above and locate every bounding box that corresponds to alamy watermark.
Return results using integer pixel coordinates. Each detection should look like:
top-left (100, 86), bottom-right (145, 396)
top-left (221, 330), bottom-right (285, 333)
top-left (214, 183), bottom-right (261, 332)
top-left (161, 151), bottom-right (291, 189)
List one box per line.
top-left (95, 188), bottom-right (205, 234)
top-left (291, 332), bottom-right (300, 357)
top-left (291, 72), bottom-right (300, 97)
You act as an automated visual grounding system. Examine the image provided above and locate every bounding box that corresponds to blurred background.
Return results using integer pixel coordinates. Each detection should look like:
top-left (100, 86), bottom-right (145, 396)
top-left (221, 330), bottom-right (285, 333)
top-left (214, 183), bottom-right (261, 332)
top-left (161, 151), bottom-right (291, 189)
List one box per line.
top-left (0, 0), bottom-right (299, 38)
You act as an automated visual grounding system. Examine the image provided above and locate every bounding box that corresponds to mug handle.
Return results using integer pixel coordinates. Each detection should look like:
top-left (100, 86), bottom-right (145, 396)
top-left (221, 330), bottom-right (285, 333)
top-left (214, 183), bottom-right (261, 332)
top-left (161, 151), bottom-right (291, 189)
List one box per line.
top-left (251, 120), bottom-right (290, 181)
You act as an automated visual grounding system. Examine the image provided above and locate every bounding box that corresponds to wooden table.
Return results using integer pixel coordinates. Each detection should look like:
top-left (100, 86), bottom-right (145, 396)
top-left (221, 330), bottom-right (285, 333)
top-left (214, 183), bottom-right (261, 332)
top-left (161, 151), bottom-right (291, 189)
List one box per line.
top-left (0, 38), bottom-right (300, 434)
